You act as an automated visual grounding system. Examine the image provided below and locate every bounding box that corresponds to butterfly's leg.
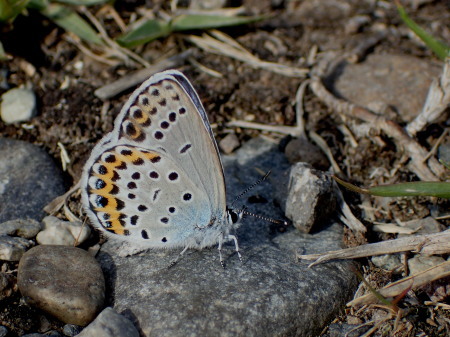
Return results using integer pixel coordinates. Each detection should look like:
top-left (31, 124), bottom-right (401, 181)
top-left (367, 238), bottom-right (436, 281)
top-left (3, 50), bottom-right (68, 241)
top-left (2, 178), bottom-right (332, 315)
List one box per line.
top-left (218, 236), bottom-right (225, 268)
top-left (168, 246), bottom-right (189, 269)
top-left (227, 234), bottom-right (243, 263)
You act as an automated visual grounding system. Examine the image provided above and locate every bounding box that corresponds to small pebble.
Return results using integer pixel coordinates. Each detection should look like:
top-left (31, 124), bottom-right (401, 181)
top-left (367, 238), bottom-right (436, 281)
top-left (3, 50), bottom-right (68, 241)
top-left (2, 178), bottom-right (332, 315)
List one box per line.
top-left (36, 216), bottom-right (90, 246)
top-left (0, 235), bottom-right (34, 261)
top-left (371, 254), bottom-right (402, 272)
top-left (18, 245), bottom-right (105, 326)
top-left (0, 87), bottom-right (37, 124)
top-left (219, 133), bottom-right (240, 154)
top-left (76, 307), bottom-right (139, 337)
top-left (408, 255), bottom-right (445, 275)
top-left (0, 219), bottom-right (42, 238)
top-left (277, 162), bottom-right (336, 233)
top-left (0, 325), bottom-right (8, 337)
top-left (63, 324), bottom-right (83, 336)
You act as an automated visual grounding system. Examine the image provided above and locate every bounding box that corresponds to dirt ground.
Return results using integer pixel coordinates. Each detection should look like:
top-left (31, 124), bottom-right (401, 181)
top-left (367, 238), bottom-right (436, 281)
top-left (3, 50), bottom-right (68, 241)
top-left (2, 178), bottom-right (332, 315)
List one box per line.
top-left (1, 0), bottom-right (449, 336)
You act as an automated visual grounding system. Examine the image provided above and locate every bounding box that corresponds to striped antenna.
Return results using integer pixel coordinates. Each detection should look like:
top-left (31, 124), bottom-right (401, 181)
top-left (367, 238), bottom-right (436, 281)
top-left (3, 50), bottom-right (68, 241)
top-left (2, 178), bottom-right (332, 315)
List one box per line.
top-left (242, 209), bottom-right (288, 226)
top-left (231, 171), bottom-right (271, 207)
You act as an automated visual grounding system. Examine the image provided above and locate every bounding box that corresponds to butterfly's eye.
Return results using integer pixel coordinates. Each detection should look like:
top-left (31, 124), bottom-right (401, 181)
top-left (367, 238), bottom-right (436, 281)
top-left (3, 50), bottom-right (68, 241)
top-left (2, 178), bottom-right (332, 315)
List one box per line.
top-left (227, 209), bottom-right (242, 224)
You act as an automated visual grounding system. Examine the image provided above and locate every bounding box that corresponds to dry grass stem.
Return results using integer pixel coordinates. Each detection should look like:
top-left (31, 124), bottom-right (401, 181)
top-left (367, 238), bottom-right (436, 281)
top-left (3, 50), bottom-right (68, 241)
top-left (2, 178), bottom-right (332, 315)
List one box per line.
top-left (64, 35), bottom-right (118, 66)
top-left (189, 58), bottom-right (223, 78)
top-left (309, 131), bottom-right (342, 174)
top-left (79, 6), bottom-right (151, 68)
top-left (348, 259), bottom-right (450, 307)
top-left (297, 230), bottom-right (450, 266)
top-left (187, 31), bottom-right (308, 78)
top-left (335, 186), bottom-right (367, 233)
top-left (372, 223), bottom-right (420, 234)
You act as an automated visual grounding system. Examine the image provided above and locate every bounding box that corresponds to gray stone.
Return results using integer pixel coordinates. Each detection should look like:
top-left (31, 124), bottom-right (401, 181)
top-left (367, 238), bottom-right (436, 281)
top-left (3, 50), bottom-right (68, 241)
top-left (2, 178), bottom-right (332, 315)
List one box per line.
top-left (371, 254), bottom-right (402, 272)
top-left (17, 245), bottom-right (105, 326)
top-left (0, 219), bottom-right (42, 238)
top-left (326, 54), bottom-right (440, 122)
top-left (0, 87), bottom-right (36, 124)
top-left (76, 307), bottom-right (139, 337)
top-left (36, 216), bottom-right (90, 246)
top-left (277, 162), bottom-right (337, 233)
top-left (0, 138), bottom-right (65, 222)
top-left (95, 137), bottom-right (358, 337)
top-left (63, 324), bottom-right (83, 336)
top-left (408, 255), bottom-right (445, 275)
top-left (0, 235), bottom-right (34, 261)
top-left (399, 216), bottom-right (445, 237)
top-left (438, 143), bottom-right (450, 165)
top-left (0, 325), bottom-right (7, 337)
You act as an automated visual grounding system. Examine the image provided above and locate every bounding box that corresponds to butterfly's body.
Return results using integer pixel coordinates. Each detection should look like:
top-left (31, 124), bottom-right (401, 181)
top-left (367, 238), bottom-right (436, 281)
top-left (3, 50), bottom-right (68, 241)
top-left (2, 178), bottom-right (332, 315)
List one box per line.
top-left (81, 70), bottom-right (242, 261)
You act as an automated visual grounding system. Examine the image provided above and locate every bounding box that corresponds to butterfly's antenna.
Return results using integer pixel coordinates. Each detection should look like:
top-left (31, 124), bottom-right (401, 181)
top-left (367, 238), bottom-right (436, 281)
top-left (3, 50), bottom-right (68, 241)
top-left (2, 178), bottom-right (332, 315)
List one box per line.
top-left (231, 171), bottom-right (271, 207)
top-left (241, 209), bottom-right (289, 226)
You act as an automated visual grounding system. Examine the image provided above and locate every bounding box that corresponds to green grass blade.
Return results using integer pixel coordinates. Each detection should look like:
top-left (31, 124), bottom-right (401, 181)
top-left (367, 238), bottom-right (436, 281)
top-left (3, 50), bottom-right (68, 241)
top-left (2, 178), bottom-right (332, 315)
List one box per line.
top-left (41, 3), bottom-right (103, 45)
top-left (171, 14), bottom-right (264, 31)
top-left (0, 0), bottom-right (29, 22)
top-left (334, 176), bottom-right (450, 199)
top-left (116, 19), bottom-right (171, 48)
top-left (53, 0), bottom-right (109, 6)
top-left (27, 0), bottom-right (47, 10)
top-left (396, 2), bottom-right (450, 60)
top-left (368, 182), bottom-right (450, 198)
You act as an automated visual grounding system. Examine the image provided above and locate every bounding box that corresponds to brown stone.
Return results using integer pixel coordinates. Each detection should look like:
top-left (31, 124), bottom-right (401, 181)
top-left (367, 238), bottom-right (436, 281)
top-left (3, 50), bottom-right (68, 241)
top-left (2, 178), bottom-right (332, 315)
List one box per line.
top-left (18, 245), bottom-right (105, 326)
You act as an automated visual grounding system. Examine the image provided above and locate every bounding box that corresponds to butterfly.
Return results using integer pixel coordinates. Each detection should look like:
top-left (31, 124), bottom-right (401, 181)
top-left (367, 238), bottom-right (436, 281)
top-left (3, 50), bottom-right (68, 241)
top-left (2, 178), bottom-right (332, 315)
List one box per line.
top-left (81, 70), bottom-right (243, 266)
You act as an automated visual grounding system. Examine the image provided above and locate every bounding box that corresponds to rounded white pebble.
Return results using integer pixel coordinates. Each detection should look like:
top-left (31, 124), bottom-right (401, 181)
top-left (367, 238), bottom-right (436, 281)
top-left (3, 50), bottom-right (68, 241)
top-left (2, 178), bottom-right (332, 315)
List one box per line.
top-left (36, 216), bottom-right (91, 246)
top-left (0, 88), bottom-right (37, 124)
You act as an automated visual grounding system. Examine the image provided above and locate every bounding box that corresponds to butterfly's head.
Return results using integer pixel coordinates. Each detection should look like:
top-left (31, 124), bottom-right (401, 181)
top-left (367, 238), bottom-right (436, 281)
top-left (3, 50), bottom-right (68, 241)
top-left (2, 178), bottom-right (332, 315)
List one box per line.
top-left (226, 207), bottom-right (244, 226)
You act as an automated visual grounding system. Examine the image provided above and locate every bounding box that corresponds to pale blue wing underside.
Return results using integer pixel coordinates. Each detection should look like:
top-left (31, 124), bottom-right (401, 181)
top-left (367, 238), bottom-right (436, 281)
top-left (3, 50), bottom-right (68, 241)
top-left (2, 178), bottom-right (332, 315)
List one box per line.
top-left (81, 70), bottom-right (229, 249)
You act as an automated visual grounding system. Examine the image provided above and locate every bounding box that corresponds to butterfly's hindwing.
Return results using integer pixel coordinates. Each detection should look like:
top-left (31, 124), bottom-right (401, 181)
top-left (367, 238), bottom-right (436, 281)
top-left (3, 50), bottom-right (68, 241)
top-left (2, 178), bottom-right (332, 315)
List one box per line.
top-left (85, 145), bottom-right (213, 248)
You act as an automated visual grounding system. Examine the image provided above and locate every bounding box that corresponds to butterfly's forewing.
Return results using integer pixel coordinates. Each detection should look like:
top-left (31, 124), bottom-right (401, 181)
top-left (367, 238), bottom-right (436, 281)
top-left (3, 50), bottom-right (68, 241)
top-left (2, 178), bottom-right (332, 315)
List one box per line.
top-left (81, 70), bottom-right (228, 249)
